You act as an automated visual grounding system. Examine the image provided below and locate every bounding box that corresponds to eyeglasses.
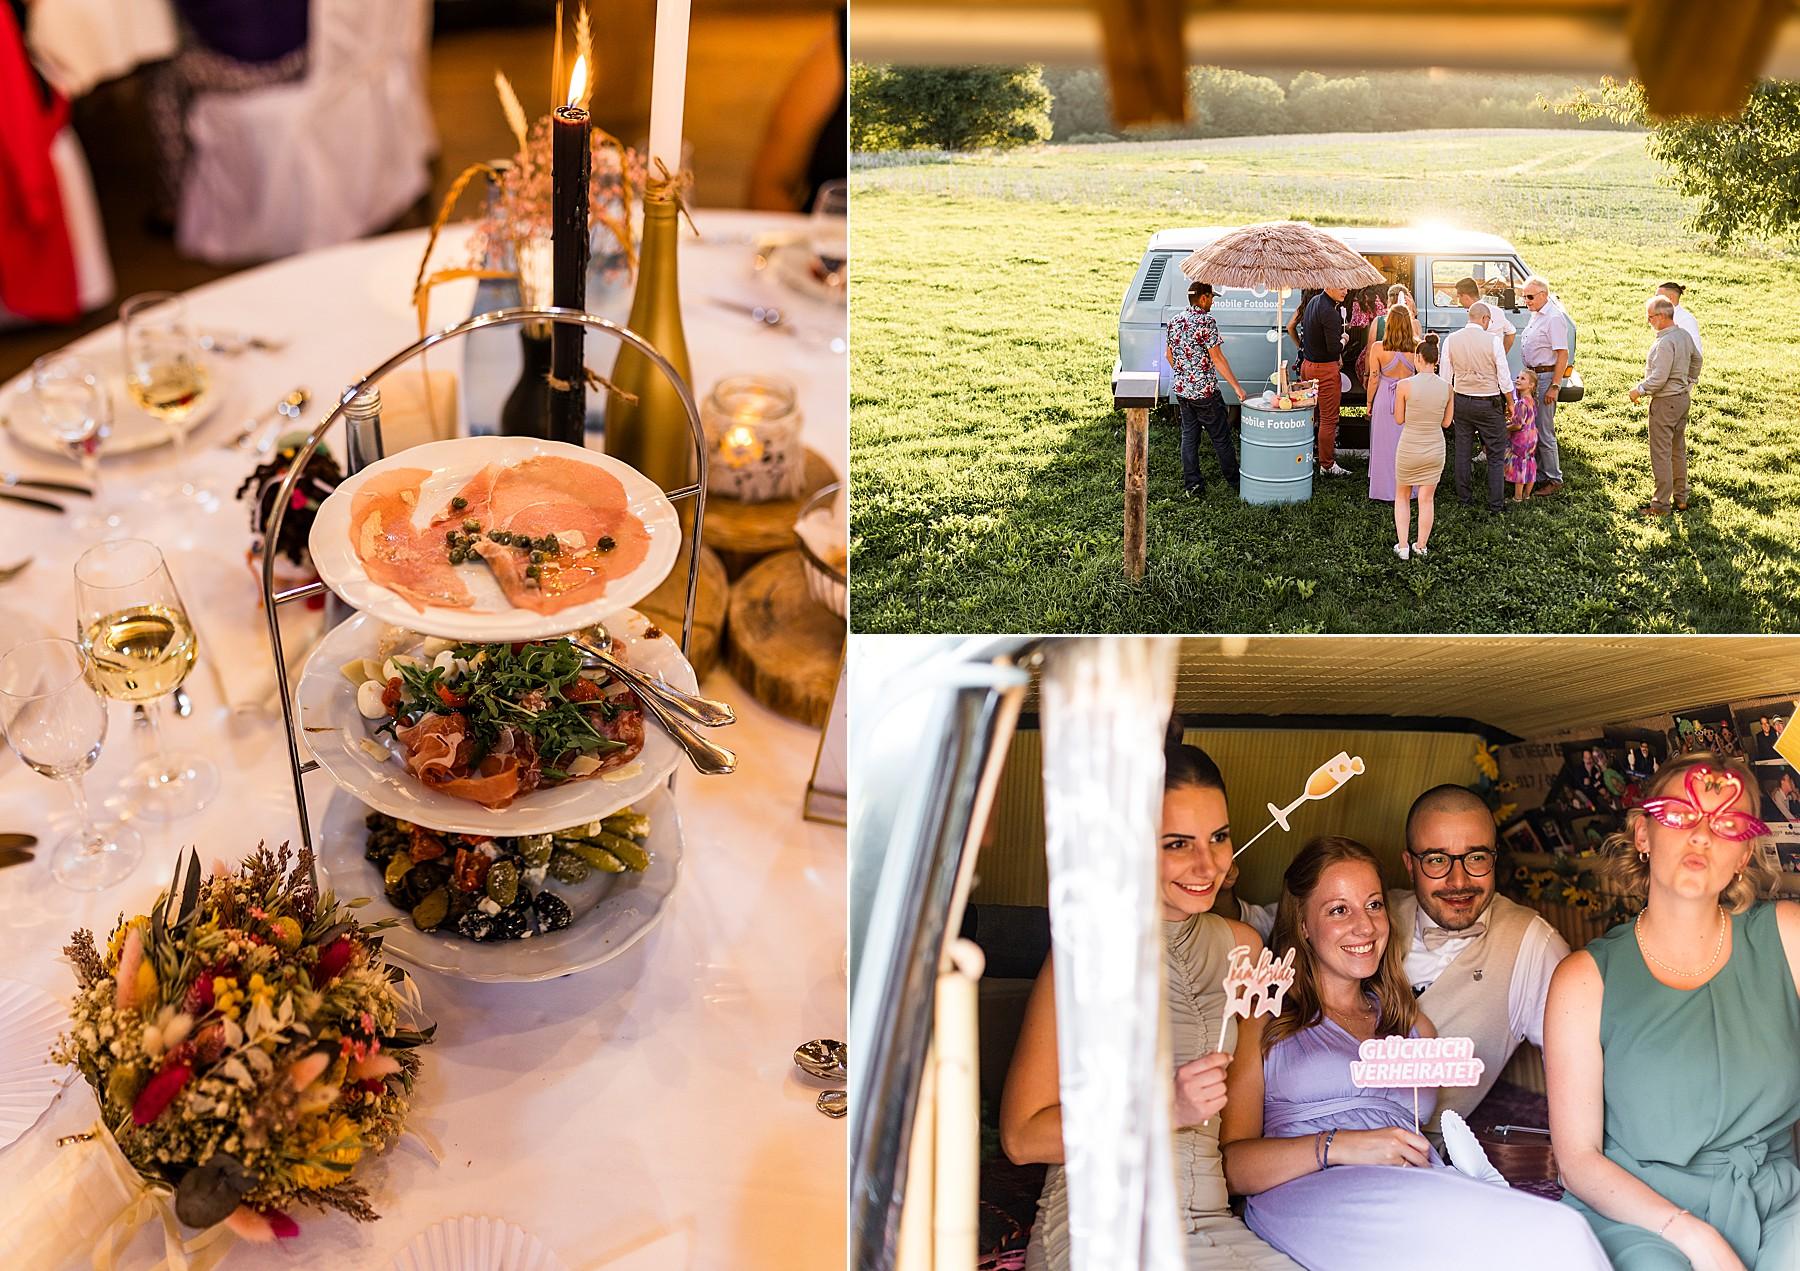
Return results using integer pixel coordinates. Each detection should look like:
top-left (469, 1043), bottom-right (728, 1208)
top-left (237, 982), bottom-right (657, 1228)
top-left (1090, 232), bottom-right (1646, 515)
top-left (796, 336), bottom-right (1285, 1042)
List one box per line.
top-left (1407, 848), bottom-right (1496, 879)
top-left (1640, 766), bottom-right (1770, 842)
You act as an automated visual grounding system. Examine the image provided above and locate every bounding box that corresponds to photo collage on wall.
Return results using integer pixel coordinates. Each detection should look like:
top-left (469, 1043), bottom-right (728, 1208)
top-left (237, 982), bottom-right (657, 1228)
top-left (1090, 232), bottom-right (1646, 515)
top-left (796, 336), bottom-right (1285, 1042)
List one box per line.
top-left (1496, 697), bottom-right (1800, 873)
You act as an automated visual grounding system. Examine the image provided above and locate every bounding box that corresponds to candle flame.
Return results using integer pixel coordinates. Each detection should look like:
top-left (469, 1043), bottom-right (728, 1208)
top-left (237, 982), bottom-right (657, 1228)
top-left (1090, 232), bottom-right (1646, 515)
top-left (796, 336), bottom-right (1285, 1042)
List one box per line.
top-left (567, 55), bottom-right (588, 109)
top-left (721, 424), bottom-right (764, 467)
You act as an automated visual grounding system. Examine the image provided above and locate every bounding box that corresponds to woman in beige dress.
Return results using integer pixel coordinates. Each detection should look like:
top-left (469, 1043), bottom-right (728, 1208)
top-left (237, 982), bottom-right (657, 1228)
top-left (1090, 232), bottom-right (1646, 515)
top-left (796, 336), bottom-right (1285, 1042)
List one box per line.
top-left (1390, 333), bottom-right (1454, 560)
top-left (1001, 735), bottom-right (1300, 1271)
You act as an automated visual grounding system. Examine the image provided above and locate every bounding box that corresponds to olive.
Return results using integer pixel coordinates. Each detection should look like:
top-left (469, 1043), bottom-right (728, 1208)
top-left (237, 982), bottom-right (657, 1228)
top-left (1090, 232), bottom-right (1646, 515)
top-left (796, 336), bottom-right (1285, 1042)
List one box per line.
top-left (411, 887), bottom-right (450, 931)
top-left (486, 860), bottom-right (520, 907)
top-left (383, 850), bottom-right (415, 888)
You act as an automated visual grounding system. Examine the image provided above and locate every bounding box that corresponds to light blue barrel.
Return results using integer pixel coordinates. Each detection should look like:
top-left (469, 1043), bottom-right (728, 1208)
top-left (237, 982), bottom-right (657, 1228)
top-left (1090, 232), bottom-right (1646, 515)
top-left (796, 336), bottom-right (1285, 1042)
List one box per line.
top-left (1238, 403), bottom-right (1314, 504)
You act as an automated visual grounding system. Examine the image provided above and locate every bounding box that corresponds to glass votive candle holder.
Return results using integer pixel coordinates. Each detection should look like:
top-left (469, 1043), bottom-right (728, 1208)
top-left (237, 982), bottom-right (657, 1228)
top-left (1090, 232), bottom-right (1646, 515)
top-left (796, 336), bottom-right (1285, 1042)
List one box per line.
top-left (702, 374), bottom-right (804, 503)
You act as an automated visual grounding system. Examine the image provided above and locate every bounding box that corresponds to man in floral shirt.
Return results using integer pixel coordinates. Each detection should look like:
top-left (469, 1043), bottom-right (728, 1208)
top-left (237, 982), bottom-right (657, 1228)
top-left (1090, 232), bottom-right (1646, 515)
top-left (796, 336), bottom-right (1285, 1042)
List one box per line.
top-left (1166, 281), bottom-right (1248, 496)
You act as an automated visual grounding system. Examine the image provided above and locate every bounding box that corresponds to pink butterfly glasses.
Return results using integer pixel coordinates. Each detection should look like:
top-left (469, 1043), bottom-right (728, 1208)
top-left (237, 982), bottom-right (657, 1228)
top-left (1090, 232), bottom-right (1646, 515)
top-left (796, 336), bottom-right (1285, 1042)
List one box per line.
top-left (1639, 766), bottom-right (1770, 841)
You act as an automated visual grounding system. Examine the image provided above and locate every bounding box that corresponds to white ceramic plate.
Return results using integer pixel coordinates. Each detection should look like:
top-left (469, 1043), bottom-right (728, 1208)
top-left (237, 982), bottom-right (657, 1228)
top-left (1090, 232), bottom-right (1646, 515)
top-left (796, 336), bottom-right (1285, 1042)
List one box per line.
top-left (0, 980), bottom-right (72, 1152)
top-left (2, 360), bottom-right (232, 457)
top-left (390, 1215), bottom-right (569, 1271)
top-left (320, 783), bottom-right (682, 983)
top-left (308, 436), bottom-right (681, 641)
top-left (296, 608), bottom-right (689, 835)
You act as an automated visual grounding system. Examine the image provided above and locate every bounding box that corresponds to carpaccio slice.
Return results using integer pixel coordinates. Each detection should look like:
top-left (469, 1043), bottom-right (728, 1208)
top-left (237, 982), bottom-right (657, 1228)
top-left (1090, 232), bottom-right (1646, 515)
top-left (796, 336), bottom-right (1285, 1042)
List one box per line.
top-left (476, 456), bottom-right (653, 614)
top-left (349, 468), bottom-right (472, 611)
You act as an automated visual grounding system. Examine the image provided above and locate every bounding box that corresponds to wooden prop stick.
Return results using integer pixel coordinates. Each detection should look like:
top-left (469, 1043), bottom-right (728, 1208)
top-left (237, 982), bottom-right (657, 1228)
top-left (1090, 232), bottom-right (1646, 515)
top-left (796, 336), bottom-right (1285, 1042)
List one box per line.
top-left (1232, 752), bottom-right (1366, 860)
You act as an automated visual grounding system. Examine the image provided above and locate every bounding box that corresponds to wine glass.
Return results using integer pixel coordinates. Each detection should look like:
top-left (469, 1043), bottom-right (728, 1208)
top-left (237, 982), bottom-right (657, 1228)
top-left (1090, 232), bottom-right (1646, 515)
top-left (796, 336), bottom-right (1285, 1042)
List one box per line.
top-left (73, 539), bottom-right (218, 821)
top-left (809, 179), bottom-right (847, 298)
top-left (27, 352), bottom-right (117, 533)
top-left (119, 291), bottom-right (212, 503)
top-left (0, 639), bottom-right (142, 890)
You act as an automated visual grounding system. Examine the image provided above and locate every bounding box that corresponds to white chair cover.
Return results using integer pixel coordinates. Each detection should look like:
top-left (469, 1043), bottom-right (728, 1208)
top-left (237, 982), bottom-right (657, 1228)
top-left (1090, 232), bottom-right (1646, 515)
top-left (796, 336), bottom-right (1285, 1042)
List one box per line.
top-left (175, 0), bottom-right (436, 264)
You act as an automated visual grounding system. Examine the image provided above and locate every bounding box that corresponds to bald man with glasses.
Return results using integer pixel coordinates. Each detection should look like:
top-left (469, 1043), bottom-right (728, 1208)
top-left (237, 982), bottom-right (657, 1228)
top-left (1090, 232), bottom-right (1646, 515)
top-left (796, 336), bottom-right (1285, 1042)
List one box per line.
top-left (1388, 785), bottom-right (1570, 1137)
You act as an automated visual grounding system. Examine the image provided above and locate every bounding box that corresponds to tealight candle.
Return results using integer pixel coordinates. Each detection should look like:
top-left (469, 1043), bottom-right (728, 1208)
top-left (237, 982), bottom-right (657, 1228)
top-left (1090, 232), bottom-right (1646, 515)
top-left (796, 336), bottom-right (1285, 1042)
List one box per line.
top-left (702, 374), bottom-right (803, 502)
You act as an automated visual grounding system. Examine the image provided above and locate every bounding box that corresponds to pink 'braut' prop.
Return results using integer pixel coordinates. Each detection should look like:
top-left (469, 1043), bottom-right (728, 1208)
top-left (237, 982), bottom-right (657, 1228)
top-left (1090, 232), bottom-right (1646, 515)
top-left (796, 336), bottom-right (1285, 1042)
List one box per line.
top-left (1232, 752), bottom-right (1367, 860)
top-left (1349, 1035), bottom-right (1486, 1134)
top-left (1215, 944), bottom-right (1297, 1053)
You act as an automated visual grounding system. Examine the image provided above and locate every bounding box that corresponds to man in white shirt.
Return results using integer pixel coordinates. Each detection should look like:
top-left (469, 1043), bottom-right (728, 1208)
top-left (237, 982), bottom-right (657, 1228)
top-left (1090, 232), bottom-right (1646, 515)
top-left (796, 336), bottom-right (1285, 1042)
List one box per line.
top-left (1518, 276), bottom-right (1570, 496)
top-left (1441, 303), bottom-right (1517, 514)
top-left (1389, 784), bottom-right (1571, 1137)
top-left (1658, 281), bottom-right (1702, 357)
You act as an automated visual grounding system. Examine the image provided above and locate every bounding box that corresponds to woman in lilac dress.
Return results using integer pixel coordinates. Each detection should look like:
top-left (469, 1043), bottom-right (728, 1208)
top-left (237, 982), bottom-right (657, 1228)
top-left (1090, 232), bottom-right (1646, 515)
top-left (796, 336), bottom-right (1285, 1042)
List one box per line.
top-left (1219, 836), bottom-right (1612, 1271)
top-left (1363, 306), bottom-right (1419, 504)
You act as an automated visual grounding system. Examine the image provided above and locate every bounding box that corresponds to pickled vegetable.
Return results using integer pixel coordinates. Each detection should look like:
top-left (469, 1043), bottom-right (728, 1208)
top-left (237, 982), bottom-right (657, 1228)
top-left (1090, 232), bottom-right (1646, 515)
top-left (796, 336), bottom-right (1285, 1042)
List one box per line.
top-left (411, 888), bottom-right (449, 931)
top-left (383, 850), bottom-right (415, 889)
top-left (486, 860), bottom-right (520, 907)
top-left (547, 851), bottom-right (590, 884)
top-left (594, 831), bottom-right (649, 872)
top-left (562, 841), bottom-right (627, 873)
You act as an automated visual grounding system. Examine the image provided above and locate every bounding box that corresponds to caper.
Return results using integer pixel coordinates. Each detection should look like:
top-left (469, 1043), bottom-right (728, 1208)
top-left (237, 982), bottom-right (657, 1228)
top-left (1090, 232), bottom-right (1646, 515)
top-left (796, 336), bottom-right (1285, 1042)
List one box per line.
top-left (451, 496), bottom-right (468, 510)
top-left (530, 551), bottom-right (545, 564)
top-left (444, 530), bottom-right (457, 544)
top-left (598, 535), bottom-right (616, 552)
top-left (486, 860), bottom-right (519, 907)
top-left (411, 887), bottom-right (449, 930)
top-left (450, 549), bottom-right (467, 565)
top-left (525, 565), bottom-right (540, 579)
top-left (462, 518), bottom-right (479, 532)
top-left (543, 538), bottom-right (562, 555)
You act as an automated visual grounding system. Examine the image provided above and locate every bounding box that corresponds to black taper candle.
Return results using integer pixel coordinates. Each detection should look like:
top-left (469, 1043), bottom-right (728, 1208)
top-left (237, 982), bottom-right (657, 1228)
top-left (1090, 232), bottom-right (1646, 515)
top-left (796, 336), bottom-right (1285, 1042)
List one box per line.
top-left (550, 102), bottom-right (590, 445)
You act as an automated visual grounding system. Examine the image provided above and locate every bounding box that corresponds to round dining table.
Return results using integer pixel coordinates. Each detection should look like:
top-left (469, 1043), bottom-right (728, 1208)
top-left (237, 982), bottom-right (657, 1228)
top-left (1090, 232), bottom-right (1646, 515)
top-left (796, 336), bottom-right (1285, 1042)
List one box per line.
top-left (0, 211), bottom-right (846, 1270)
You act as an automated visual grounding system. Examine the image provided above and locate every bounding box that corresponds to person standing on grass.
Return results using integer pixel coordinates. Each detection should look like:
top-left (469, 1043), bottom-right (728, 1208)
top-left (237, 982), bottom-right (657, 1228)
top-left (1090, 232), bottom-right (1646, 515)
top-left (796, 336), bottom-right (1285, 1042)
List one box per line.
top-left (1442, 302), bottom-right (1517, 515)
top-left (1628, 294), bottom-right (1702, 518)
top-left (1455, 277), bottom-right (1515, 356)
top-left (1391, 333), bottom-right (1452, 560)
top-left (1166, 280), bottom-right (1248, 497)
top-left (1658, 281), bottom-right (1702, 357)
top-left (1518, 276), bottom-right (1569, 496)
top-left (1300, 286), bottom-right (1350, 477)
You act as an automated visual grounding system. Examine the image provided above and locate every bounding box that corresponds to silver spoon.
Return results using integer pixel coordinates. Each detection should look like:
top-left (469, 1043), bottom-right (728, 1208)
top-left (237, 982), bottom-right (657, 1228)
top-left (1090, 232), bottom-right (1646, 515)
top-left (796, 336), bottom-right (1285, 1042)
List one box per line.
top-left (572, 634), bottom-right (735, 728)
top-left (633, 682), bottom-right (736, 776)
top-left (794, 1038), bottom-right (847, 1082)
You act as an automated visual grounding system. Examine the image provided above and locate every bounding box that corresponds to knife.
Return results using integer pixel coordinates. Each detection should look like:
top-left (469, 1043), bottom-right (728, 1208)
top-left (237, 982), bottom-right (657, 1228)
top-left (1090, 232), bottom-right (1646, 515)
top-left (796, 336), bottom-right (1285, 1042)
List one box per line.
top-left (0, 473), bottom-right (93, 497)
top-left (0, 489), bottom-right (64, 513)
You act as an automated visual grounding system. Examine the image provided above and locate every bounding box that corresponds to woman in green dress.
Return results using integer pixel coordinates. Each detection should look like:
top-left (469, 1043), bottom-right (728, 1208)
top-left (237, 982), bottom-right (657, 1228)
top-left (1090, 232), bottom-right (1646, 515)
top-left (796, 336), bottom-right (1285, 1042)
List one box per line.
top-left (1546, 752), bottom-right (1800, 1270)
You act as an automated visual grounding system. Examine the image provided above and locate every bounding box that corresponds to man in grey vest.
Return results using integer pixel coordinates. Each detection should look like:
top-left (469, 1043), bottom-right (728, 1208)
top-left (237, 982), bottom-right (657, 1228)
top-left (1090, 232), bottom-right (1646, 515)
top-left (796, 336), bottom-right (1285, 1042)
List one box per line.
top-left (1629, 294), bottom-right (1703, 517)
top-left (1388, 785), bottom-right (1569, 1137)
top-left (1441, 303), bottom-right (1517, 515)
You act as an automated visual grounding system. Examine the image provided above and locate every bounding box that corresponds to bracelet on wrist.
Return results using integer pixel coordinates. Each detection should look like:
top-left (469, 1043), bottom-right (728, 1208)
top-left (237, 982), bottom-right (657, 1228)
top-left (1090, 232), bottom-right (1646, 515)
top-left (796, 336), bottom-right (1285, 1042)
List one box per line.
top-left (1657, 1207), bottom-right (1689, 1238)
top-left (1313, 1131), bottom-right (1325, 1170)
top-left (1322, 1128), bottom-right (1338, 1169)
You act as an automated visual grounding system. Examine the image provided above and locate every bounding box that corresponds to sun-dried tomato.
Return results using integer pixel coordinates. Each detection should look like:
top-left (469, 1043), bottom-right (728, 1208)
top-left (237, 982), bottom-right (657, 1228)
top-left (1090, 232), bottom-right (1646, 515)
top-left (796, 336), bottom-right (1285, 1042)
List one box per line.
top-left (381, 677), bottom-right (404, 714)
top-left (407, 825), bottom-right (446, 862)
top-left (435, 683), bottom-right (467, 708)
top-left (451, 847), bottom-right (492, 893)
top-left (564, 676), bottom-right (604, 703)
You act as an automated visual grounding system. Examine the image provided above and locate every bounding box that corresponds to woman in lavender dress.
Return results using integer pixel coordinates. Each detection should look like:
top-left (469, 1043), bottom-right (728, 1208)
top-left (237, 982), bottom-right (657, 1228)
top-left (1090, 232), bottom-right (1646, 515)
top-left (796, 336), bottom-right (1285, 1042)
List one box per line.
top-left (1364, 306), bottom-right (1419, 504)
top-left (1219, 836), bottom-right (1611, 1271)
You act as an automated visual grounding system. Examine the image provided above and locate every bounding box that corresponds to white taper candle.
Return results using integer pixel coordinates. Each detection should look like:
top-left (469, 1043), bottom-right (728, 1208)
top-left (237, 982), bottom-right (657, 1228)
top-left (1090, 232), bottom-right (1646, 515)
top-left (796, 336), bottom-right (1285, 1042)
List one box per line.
top-left (647, 0), bottom-right (690, 175)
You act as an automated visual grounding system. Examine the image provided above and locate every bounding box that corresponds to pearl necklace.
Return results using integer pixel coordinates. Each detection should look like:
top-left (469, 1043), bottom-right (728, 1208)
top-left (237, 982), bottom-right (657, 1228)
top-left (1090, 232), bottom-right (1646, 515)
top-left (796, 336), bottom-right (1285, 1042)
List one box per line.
top-left (1635, 909), bottom-right (1727, 980)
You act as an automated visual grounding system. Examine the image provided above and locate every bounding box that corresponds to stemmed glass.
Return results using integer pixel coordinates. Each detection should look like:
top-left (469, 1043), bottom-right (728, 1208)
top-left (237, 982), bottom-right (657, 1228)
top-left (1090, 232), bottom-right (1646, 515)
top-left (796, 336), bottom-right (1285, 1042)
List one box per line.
top-left (0, 639), bottom-right (142, 890)
top-left (809, 179), bottom-right (847, 297)
top-left (73, 539), bottom-right (218, 821)
top-left (27, 352), bottom-right (117, 533)
top-left (119, 291), bottom-right (212, 503)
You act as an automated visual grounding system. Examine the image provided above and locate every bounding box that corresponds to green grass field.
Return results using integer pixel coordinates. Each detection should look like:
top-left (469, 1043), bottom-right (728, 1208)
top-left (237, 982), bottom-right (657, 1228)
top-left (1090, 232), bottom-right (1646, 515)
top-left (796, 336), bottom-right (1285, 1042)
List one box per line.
top-left (849, 130), bottom-right (1800, 633)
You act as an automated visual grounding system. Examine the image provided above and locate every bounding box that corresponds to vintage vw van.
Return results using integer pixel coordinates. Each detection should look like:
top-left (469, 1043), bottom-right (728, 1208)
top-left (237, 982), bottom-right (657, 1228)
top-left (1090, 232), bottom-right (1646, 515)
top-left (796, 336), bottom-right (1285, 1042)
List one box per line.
top-left (1115, 226), bottom-right (1581, 415)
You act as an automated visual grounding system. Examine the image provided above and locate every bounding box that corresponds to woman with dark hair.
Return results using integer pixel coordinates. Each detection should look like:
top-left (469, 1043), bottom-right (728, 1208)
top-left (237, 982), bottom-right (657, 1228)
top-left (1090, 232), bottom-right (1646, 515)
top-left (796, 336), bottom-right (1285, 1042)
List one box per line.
top-left (1221, 836), bottom-right (1611, 1270)
top-left (1002, 726), bottom-right (1299, 1270)
top-left (1547, 752), bottom-right (1800, 1270)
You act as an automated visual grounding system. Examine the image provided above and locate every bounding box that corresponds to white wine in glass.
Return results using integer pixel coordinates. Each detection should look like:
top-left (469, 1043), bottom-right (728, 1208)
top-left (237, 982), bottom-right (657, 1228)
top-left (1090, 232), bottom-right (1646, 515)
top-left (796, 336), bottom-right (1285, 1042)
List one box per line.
top-left (74, 539), bottom-right (218, 821)
top-left (126, 360), bottom-right (209, 424)
top-left (119, 291), bottom-right (212, 503)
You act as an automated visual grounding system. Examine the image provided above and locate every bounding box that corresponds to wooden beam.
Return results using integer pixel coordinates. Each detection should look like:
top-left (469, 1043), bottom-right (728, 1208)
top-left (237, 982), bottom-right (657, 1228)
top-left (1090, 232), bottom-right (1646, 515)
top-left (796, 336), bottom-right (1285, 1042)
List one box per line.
top-left (1124, 406), bottom-right (1149, 580)
top-left (1096, 0), bottom-right (1188, 127)
top-left (1629, 0), bottom-right (1789, 117)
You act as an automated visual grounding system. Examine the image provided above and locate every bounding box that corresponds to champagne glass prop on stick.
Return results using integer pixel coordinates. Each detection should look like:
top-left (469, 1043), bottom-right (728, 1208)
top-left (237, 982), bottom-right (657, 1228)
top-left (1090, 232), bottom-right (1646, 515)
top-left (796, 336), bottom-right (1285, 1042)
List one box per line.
top-left (74, 539), bottom-right (218, 821)
top-left (27, 352), bottom-right (117, 532)
top-left (119, 291), bottom-right (212, 503)
top-left (0, 639), bottom-right (142, 890)
top-left (1232, 752), bottom-right (1366, 860)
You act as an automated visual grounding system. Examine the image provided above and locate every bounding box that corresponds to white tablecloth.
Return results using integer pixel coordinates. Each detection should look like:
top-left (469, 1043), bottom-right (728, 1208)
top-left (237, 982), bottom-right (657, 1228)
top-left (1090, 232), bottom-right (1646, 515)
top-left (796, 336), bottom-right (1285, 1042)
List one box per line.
top-left (0, 212), bottom-right (846, 1270)
top-left (27, 0), bottom-right (178, 98)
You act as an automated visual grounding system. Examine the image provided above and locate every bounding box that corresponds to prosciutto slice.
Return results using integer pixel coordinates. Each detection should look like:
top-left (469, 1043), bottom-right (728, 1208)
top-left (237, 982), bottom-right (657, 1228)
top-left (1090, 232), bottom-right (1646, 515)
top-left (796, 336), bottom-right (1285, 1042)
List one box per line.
top-left (474, 456), bottom-right (654, 614)
top-left (350, 469), bottom-right (472, 611)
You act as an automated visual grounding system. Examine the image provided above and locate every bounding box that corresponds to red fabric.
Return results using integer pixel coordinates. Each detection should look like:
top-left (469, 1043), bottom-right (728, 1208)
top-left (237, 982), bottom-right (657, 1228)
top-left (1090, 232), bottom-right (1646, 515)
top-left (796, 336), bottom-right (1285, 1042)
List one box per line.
top-left (0, 7), bottom-right (79, 321)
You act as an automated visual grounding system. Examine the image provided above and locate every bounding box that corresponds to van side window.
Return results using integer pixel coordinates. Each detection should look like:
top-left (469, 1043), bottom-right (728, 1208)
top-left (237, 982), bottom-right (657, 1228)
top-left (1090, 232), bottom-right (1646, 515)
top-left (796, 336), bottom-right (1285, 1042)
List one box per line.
top-left (1429, 259), bottom-right (1526, 311)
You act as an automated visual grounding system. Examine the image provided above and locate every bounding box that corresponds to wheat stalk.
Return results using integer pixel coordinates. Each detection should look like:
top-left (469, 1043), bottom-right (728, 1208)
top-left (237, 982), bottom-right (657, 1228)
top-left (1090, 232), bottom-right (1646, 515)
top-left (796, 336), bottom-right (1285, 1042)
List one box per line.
top-left (575, 4), bottom-right (593, 110)
top-left (494, 71), bottom-right (529, 155)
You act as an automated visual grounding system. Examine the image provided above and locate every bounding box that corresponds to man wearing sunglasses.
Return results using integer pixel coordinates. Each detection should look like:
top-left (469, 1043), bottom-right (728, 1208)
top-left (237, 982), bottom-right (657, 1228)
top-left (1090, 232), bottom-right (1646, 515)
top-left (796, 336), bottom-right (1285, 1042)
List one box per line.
top-left (1389, 784), bottom-right (1570, 1139)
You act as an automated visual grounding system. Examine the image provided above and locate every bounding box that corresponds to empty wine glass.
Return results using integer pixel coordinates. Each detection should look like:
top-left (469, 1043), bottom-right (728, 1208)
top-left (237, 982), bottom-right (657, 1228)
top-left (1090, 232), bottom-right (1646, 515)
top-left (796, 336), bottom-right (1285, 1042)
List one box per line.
top-left (809, 179), bottom-right (847, 298)
top-left (74, 539), bottom-right (217, 821)
top-left (27, 352), bottom-right (116, 532)
top-left (119, 291), bottom-right (212, 504)
top-left (0, 639), bottom-right (142, 890)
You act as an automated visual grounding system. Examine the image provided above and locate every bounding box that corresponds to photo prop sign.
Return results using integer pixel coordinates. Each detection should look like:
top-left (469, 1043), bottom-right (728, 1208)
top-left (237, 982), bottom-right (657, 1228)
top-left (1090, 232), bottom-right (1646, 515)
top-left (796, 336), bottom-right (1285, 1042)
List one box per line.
top-left (1233, 752), bottom-right (1366, 860)
top-left (1349, 1035), bottom-right (1486, 1133)
top-left (1215, 944), bottom-right (1297, 1053)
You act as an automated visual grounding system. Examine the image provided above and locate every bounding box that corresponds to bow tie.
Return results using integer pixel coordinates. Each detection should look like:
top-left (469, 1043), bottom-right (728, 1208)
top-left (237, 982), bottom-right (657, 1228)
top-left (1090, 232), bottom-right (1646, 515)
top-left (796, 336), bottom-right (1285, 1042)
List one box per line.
top-left (1419, 921), bottom-right (1485, 952)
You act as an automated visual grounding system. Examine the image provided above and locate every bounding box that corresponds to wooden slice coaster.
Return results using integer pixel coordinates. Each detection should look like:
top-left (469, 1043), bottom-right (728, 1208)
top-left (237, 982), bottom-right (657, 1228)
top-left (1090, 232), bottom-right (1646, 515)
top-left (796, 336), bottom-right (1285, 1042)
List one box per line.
top-left (702, 448), bottom-right (837, 577)
top-left (636, 544), bottom-right (728, 680)
top-left (725, 550), bottom-right (844, 727)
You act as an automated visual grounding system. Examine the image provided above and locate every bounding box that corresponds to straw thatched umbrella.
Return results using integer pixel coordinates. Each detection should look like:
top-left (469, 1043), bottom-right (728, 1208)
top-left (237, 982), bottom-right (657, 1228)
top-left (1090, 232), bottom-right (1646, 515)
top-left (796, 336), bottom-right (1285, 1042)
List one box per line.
top-left (1179, 222), bottom-right (1385, 393)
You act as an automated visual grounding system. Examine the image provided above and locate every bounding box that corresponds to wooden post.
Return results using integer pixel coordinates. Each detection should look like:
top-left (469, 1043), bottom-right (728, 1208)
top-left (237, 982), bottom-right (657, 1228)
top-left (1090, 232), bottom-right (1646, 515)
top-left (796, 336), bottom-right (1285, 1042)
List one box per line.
top-left (1124, 405), bottom-right (1148, 580)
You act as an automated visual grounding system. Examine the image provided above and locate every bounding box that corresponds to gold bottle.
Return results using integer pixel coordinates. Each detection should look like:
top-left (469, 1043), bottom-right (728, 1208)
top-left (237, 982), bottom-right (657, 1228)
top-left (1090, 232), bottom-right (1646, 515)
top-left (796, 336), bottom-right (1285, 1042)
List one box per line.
top-left (606, 184), bottom-right (693, 496)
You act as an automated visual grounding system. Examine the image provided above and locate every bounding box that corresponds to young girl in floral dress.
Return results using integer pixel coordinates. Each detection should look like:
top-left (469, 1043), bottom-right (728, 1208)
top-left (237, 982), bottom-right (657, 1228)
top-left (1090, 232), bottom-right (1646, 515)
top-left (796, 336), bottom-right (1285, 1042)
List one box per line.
top-left (1506, 369), bottom-right (1539, 504)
